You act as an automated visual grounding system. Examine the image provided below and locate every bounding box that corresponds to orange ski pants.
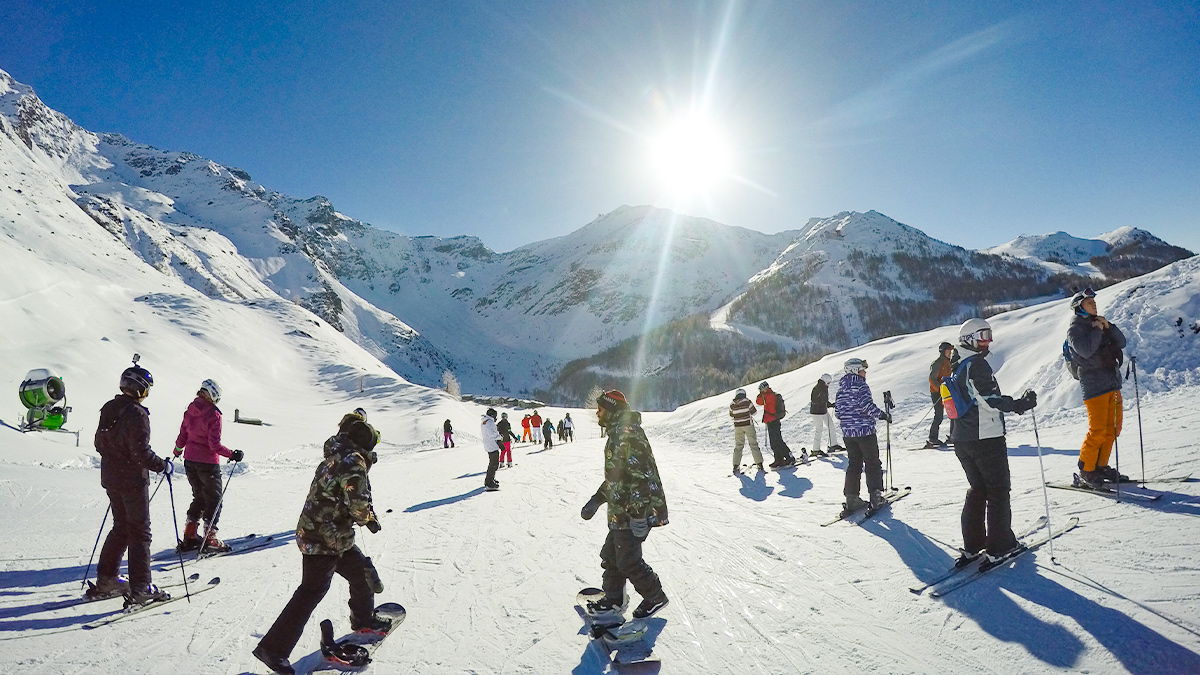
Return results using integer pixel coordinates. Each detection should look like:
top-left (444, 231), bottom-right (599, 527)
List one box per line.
top-left (1080, 390), bottom-right (1123, 471)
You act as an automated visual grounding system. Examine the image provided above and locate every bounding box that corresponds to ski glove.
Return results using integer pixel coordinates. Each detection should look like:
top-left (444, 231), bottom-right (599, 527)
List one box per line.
top-left (629, 518), bottom-right (650, 539)
top-left (229, 449), bottom-right (245, 462)
top-left (366, 519), bottom-right (381, 534)
top-left (581, 494), bottom-right (604, 521)
top-left (879, 411), bottom-right (892, 424)
top-left (173, 447), bottom-right (183, 458)
top-left (161, 457), bottom-right (175, 476)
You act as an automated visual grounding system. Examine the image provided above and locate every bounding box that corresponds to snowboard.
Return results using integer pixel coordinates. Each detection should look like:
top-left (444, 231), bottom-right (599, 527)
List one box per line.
top-left (575, 587), bottom-right (658, 666)
top-left (316, 602), bottom-right (407, 670)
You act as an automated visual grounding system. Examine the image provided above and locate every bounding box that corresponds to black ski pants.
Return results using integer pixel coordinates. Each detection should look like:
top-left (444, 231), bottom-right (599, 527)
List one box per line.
top-left (765, 420), bottom-right (793, 464)
top-left (485, 450), bottom-right (500, 487)
top-left (929, 392), bottom-right (945, 443)
top-left (258, 545), bottom-right (375, 658)
top-left (600, 528), bottom-right (664, 605)
top-left (954, 437), bottom-right (1018, 556)
top-left (843, 434), bottom-right (884, 498)
top-left (184, 460), bottom-right (223, 526)
top-left (97, 483), bottom-right (153, 589)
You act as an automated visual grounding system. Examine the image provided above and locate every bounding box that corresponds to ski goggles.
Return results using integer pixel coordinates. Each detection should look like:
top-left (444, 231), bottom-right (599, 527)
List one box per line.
top-left (972, 328), bottom-right (993, 343)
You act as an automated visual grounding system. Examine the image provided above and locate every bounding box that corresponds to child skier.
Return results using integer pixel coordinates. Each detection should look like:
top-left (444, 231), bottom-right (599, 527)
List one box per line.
top-left (543, 418), bottom-right (555, 450)
top-left (173, 379), bottom-right (243, 553)
top-left (497, 412), bottom-right (516, 467)
top-left (834, 358), bottom-right (890, 513)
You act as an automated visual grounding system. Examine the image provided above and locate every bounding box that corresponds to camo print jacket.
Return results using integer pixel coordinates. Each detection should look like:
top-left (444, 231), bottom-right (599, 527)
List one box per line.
top-left (592, 410), bottom-right (668, 531)
top-left (296, 432), bottom-right (377, 555)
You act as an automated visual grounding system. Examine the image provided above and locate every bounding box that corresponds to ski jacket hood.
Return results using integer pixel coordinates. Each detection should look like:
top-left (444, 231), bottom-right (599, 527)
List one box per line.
top-left (592, 409), bottom-right (668, 531)
top-left (297, 432), bottom-right (376, 555)
top-left (175, 396), bottom-right (233, 465)
top-left (1067, 315), bottom-right (1127, 400)
top-left (834, 373), bottom-right (882, 437)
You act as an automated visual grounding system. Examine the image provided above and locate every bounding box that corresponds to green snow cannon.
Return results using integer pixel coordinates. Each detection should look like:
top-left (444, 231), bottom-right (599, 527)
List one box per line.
top-left (19, 369), bottom-right (68, 430)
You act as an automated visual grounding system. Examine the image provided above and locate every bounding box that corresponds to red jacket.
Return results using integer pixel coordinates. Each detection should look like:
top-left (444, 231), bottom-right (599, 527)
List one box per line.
top-left (756, 389), bottom-right (780, 424)
top-left (521, 416), bottom-right (531, 429)
top-left (530, 413), bottom-right (542, 427)
top-left (175, 397), bottom-right (233, 465)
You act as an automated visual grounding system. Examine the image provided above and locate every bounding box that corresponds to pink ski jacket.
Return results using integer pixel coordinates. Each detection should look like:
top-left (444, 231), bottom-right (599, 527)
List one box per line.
top-left (175, 397), bottom-right (233, 465)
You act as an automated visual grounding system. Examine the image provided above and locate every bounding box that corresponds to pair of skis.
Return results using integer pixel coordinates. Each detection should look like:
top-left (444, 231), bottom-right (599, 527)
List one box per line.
top-left (156, 534), bottom-right (274, 571)
top-left (821, 486), bottom-right (912, 527)
top-left (81, 577), bottom-right (222, 629)
top-left (910, 517), bottom-right (1079, 597)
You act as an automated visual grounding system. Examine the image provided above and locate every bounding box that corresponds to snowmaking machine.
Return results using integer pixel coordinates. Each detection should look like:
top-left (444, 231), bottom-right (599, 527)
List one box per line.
top-left (12, 368), bottom-right (79, 445)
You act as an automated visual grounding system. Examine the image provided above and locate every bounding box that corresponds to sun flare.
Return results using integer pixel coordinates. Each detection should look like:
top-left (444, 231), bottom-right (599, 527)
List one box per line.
top-left (648, 117), bottom-right (731, 198)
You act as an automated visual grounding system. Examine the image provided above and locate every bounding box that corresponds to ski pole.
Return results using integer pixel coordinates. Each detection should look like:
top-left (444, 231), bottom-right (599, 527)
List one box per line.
top-left (196, 459), bottom-right (240, 559)
top-left (1030, 408), bottom-right (1056, 563)
top-left (165, 471), bottom-right (192, 601)
top-left (883, 391), bottom-right (895, 490)
top-left (899, 400), bottom-right (935, 442)
top-left (80, 505), bottom-right (111, 589)
top-left (1113, 395), bottom-right (1122, 503)
top-left (1130, 356), bottom-right (1146, 485)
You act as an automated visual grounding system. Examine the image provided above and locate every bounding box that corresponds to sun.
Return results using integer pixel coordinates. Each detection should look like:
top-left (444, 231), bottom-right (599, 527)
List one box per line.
top-left (648, 116), bottom-right (732, 199)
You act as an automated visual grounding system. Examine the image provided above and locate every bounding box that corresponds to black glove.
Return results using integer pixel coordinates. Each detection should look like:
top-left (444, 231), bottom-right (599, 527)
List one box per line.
top-left (366, 519), bottom-right (381, 534)
top-left (229, 449), bottom-right (244, 462)
top-left (629, 518), bottom-right (650, 539)
top-left (581, 495), bottom-right (604, 520)
top-left (879, 411), bottom-right (892, 424)
top-left (1023, 390), bottom-right (1038, 408)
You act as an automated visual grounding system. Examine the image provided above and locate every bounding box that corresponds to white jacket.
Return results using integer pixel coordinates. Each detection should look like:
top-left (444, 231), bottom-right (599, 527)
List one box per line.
top-left (481, 415), bottom-right (501, 452)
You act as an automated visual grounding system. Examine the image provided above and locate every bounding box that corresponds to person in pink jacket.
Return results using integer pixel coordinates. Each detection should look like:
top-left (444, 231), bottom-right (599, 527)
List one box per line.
top-left (174, 379), bottom-right (243, 553)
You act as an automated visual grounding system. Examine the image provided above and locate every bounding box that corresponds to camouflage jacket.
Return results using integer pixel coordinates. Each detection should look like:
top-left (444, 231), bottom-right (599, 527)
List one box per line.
top-left (296, 432), bottom-right (377, 555)
top-left (593, 410), bottom-right (668, 530)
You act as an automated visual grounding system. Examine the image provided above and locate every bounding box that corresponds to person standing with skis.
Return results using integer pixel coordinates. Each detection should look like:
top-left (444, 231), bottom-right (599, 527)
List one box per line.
top-left (756, 382), bottom-right (796, 467)
top-left (530, 410), bottom-right (543, 444)
top-left (950, 318), bottom-right (1037, 565)
top-left (1066, 288), bottom-right (1129, 487)
top-left (580, 390), bottom-right (669, 620)
top-left (90, 358), bottom-right (174, 604)
top-left (729, 389), bottom-right (764, 473)
top-left (563, 413), bottom-right (575, 442)
top-left (834, 359), bottom-right (889, 513)
top-left (543, 418), bottom-right (555, 449)
top-left (809, 374), bottom-right (841, 457)
top-left (173, 379), bottom-right (243, 553)
top-left (253, 417), bottom-right (386, 675)
top-left (521, 414), bottom-right (532, 443)
top-left (924, 342), bottom-right (959, 449)
top-left (497, 412), bottom-right (516, 467)
top-left (481, 409), bottom-right (502, 490)
top-left (443, 419), bottom-right (454, 448)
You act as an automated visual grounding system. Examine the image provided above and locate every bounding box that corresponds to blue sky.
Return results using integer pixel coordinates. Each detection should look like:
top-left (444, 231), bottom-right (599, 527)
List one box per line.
top-left (2, 1), bottom-right (1198, 253)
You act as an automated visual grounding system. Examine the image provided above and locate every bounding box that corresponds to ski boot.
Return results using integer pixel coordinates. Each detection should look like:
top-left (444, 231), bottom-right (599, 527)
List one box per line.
top-left (840, 495), bottom-right (868, 518)
top-left (954, 549), bottom-right (983, 568)
top-left (125, 583), bottom-right (170, 608)
top-left (1097, 465), bottom-right (1130, 483)
top-left (983, 542), bottom-right (1027, 568)
top-left (1075, 470), bottom-right (1106, 489)
top-left (176, 520), bottom-right (203, 552)
top-left (922, 440), bottom-right (941, 449)
top-left (869, 489), bottom-right (887, 510)
top-left (732, 464), bottom-right (742, 475)
top-left (201, 527), bottom-right (232, 554)
top-left (86, 574), bottom-right (129, 600)
top-left (754, 463), bottom-right (765, 473)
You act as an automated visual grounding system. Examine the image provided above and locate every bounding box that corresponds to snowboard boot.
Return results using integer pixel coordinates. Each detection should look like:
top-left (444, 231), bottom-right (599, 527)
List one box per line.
top-left (252, 644), bottom-right (296, 675)
top-left (177, 520), bottom-right (203, 552)
top-left (1097, 465), bottom-right (1131, 483)
top-left (202, 527), bottom-right (231, 553)
top-left (125, 583), bottom-right (170, 607)
top-left (632, 593), bottom-right (669, 619)
top-left (88, 574), bottom-right (129, 599)
top-left (841, 495), bottom-right (868, 517)
top-left (351, 612), bottom-right (394, 635)
top-left (869, 489), bottom-right (887, 510)
top-left (586, 593), bottom-right (628, 619)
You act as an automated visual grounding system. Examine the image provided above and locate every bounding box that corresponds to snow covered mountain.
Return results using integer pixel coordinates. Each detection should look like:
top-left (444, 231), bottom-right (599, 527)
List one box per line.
top-left (985, 228), bottom-right (1193, 281)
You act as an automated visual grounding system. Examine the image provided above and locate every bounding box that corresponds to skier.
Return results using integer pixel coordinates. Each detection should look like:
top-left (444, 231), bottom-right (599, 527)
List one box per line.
top-left (557, 419), bottom-right (566, 442)
top-left (1066, 288), bottom-right (1129, 487)
top-left (563, 413), bottom-right (574, 442)
top-left (924, 342), bottom-right (959, 449)
top-left (756, 382), bottom-right (796, 467)
top-left (90, 359), bottom-right (174, 604)
top-left (834, 358), bottom-right (890, 512)
top-left (481, 409), bottom-right (502, 490)
top-left (496, 412), bottom-right (516, 467)
top-left (543, 418), bottom-right (555, 450)
top-left (950, 318), bottom-right (1037, 565)
top-left (729, 389), bottom-right (764, 473)
top-left (443, 419), bottom-right (454, 448)
top-left (253, 417), bottom-right (386, 675)
top-left (173, 379), bottom-right (243, 553)
top-left (580, 390), bottom-right (669, 620)
top-left (809, 374), bottom-right (841, 457)
top-left (521, 414), bottom-right (532, 443)
top-left (530, 410), bottom-right (543, 444)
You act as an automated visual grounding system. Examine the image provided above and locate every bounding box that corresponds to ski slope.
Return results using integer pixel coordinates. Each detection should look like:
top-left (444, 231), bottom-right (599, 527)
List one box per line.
top-left (1, 234), bottom-right (1199, 675)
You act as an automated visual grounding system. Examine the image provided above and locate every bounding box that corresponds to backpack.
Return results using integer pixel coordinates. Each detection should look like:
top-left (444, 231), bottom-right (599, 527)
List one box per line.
top-left (939, 356), bottom-right (978, 420)
top-left (774, 392), bottom-right (786, 420)
top-left (1062, 340), bottom-right (1081, 380)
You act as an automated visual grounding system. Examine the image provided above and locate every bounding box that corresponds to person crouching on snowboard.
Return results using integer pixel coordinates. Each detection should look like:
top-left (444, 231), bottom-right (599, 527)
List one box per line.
top-left (173, 379), bottom-right (243, 553)
top-left (834, 358), bottom-right (890, 513)
top-left (580, 390), bottom-right (669, 620)
top-left (951, 318), bottom-right (1037, 566)
top-left (253, 418), bottom-right (386, 675)
top-left (91, 358), bottom-right (175, 604)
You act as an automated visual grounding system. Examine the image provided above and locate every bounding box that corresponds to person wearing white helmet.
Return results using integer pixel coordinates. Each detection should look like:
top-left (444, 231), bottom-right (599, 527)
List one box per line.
top-left (809, 374), bottom-right (841, 457)
top-left (1065, 288), bottom-right (1129, 487)
top-left (174, 378), bottom-right (243, 553)
top-left (949, 318), bottom-right (1038, 566)
top-left (834, 358), bottom-right (889, 512)
top-left (729, 388), bottom-right (764, 473)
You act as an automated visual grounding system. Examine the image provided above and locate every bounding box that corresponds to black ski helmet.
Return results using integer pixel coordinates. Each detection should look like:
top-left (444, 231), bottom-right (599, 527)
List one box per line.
top-left (486, 408), bottom-right (497, 419)
top-left (120, 355), bottom-right (153, 398)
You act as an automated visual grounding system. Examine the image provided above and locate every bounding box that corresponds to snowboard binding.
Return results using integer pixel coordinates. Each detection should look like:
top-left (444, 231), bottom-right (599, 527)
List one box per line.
top-left (320, 619), bottom-right (371, 667)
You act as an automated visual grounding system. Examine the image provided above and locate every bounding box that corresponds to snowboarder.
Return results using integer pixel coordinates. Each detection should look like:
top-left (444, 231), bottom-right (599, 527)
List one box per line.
top-left (497, 412), bottom-right (516, 467)
top-left (91, 358), bottom-right (174, 604)
top-left (521, 414), bottom-right (532, 443)
top-left (925, 342), bottom-right (959, 449)
top-left (1066, 288), bottom-right (1129, 487)
top-left (834, 358), bottom-right (890, 512)
top-left (481, 409), bottom-right (502, 490)
top-left (756, 382), bottom-right (796, 467)
top-left (564, 413), bottom-right (575, 442)
top-left (173, 379), bottom-right (243, 553)
top-left (443, 419), bottom-right (454, 448)
top-left (253, 417), bottom-right (386, 675)
top-left (543, 418), bottom-right (555, 449)
top-left (579, 390), bottom-right (669, 620)
top-left (729, 389), bottom-right (764, 473)
top-left (950, 318), bottom-right (1037, 564)
top-left (809, 374), bottom-right (841, 457)
top-left (530, 411), bottom-right (543, 444)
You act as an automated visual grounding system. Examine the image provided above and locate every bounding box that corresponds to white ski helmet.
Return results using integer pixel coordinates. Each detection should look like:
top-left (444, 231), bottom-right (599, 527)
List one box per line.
top-left (200, 378), bottom-right (222, 404)
top-left (820, 373), bottom-right (832, 384)
top-left (958, 318), bottom-right (993, 352)
top-left (734, 388), bottom-right (747, 399)
top-left (844, 358), bottom-right (868, 375)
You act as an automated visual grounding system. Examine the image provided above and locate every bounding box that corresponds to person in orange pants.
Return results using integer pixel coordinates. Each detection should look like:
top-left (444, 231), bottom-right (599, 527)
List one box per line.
top-left (521, 414), bottom-right (532, 443)
top-left (1066, 288), bottom-right (1129, 487)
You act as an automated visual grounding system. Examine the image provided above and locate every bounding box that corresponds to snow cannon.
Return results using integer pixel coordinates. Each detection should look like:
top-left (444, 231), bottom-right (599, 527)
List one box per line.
top-left (19, 368), bottom-right (69, 430)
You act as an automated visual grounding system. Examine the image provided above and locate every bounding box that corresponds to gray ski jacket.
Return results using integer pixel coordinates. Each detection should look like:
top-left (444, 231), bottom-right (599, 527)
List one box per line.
top-left (1066, 315), bottom-right (1126, 400)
